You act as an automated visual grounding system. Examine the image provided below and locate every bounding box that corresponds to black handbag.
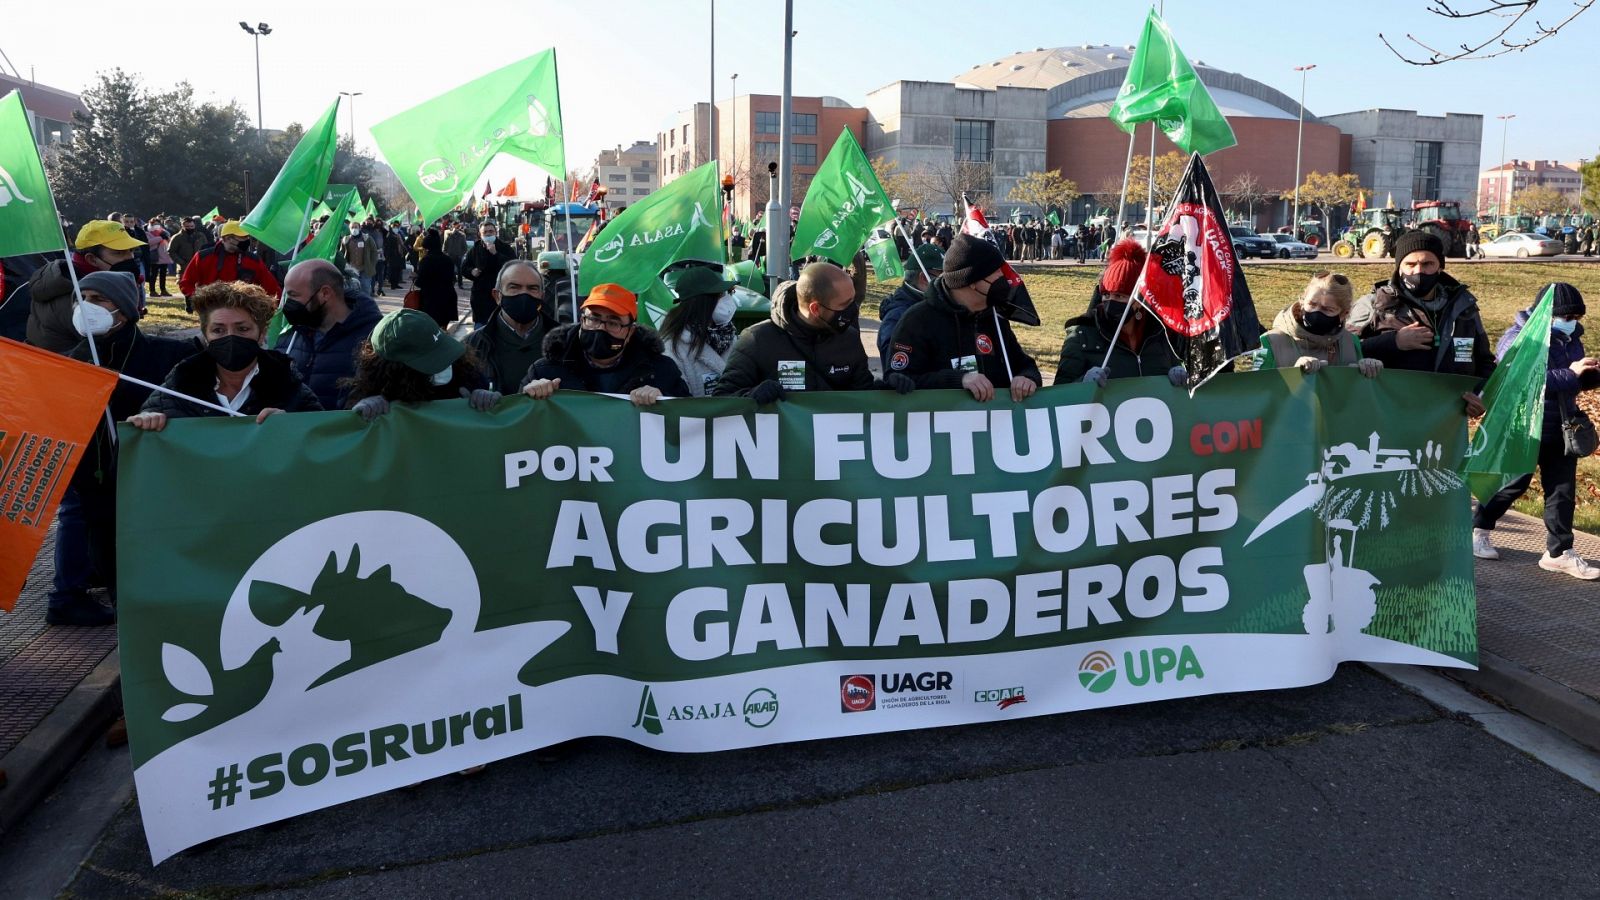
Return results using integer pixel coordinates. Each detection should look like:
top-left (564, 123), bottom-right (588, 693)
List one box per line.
top-left (1560, 399), bottom-right (1597, 458)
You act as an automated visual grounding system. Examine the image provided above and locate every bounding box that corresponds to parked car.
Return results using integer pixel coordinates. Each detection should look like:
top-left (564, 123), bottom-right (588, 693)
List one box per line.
top-left (1480, 232), bottom-right (1564, 259)
top-left (1260, 234), bottom-right (1319, 259)
top-left (1228, 226), bottom-right (1277, 259)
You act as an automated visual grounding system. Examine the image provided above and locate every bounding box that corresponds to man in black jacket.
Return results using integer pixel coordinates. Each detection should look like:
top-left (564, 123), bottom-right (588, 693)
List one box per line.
top-left (889, 233), bottom-right (1041, 403)
top-left (1346, 230), bottom-right (1493, 415)
top-left (463, 221), bottom-right (516, 327)
top-left (711, 262), bottom-right (911, 402)
top-left (465, 261), bottom-right (557, 392)
top-left (276, 259), bottom-right (382, 409)
top-left (520, 283), bottom-right (689, 406)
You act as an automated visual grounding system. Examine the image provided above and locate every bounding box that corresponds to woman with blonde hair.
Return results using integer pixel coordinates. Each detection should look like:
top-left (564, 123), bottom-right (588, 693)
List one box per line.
top-left (1253, 271), bottom-right (1382, 376)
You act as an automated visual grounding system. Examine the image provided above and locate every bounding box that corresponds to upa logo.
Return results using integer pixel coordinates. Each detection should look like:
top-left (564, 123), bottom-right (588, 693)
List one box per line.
top-left (594, 233), bottom-right (626, 263)
top-left (839, 674), bottom-right (875, 712)
top-left (417, 158), bottom-right (460, 195)
top-left (742, 688), bottom-right (779, 728)
top-left (0, 164), bottom-right (36, 207)
top-left (1078, 650), bottom-right (1117, 693)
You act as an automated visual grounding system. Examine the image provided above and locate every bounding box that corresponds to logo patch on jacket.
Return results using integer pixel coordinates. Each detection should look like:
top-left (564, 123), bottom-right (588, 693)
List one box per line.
top-left (889, 350), bottom-right (909, 371)
top-left (976, 334), bottom-right (994, 355)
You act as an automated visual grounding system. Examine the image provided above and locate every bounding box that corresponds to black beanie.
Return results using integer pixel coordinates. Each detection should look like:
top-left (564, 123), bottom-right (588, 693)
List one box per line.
top-left (1393, 231), bottom-right (1445, 267)
top-left (1551, 282), bottom-right (1586, 317)
top-left (940, 233), bottom-right (1005, 288)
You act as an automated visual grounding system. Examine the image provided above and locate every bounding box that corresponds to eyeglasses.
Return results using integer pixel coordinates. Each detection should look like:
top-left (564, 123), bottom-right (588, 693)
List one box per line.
top-left (580, 312), bottom-right (633, 334)
top-left (1312, 272), bottom-right (1350, 284)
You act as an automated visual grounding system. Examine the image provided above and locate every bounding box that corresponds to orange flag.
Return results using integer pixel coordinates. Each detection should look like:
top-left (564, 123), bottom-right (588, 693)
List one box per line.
top-left (0, 338), bottom-right (117, 611)
top-left (498, 178), bottom-right (518, 198)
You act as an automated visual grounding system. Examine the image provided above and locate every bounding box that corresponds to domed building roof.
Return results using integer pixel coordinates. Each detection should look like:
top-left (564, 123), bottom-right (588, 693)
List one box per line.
top-left (953, 45), bottom-right (1316, 122)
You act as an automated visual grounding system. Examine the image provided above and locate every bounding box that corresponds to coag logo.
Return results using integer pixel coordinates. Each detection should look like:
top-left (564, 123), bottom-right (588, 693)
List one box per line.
top-left (743, 688), bottom-right (779, 728)
top-left (974, 686), bottom-right (1026, 710)
top-left (417, 158), bottom-right (460, 195)
top-left (1078, 650), bottom-right (1117, 693)
top-left (840, 674), bottom-right (875, 712)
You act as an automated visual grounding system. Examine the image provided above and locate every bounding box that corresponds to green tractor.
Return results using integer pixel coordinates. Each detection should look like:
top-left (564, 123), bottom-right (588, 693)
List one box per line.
top-left (1332, 207), bottom-right (1403, 259)
top-left (1479, 214), bottom-right (1534, 242)
top-left (1411, 200), bottom-right (1470, 258)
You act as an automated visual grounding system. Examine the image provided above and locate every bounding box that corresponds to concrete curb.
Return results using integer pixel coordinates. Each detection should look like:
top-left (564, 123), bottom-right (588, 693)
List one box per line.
top-left (0, 650), bottom-right (122, 837)
top-left (1444, 650), bottom-right (1600, 754)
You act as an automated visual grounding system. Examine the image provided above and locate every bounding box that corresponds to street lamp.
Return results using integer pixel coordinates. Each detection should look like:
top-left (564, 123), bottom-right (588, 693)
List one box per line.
top-left (730, 73), bottom-right (739, 217)
top-left (239, 22), bottom-right (272, 134)
top-left (722, 174), bottom-right (736, 260)
top-left (339, 91), bottom-right (363, 146)
top-left (1290, 64), bottom-right (1316, 241)
top-left (1497, 113), bottom-right (1516, 217)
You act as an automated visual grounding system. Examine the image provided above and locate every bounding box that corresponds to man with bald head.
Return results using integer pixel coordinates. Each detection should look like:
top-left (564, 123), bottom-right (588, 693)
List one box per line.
top-left (274, 258), bottom-right (382, 409)
top-left (465, 260), bottom-right (558, 392)
top-left (712, 261), bottom-right (913, 400)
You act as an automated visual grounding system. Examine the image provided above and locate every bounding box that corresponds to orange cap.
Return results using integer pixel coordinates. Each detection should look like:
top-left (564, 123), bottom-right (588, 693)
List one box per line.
top-left (583, 283), bottom-right (638, 320)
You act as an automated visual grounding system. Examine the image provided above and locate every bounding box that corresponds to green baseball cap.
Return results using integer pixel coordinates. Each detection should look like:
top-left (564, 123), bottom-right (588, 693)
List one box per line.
top-left (370, 309), bottom-right (465, 374)
top-left (665, 265), bottom-right (736, 302)
top-left (912, 242), bottom-right (945, 274)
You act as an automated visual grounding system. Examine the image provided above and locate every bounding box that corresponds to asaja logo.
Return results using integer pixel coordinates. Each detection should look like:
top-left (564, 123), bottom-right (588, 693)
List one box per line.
top-left (633, 685), bottom-right (663, 735)
top-left (526, 96), bottom-right (551, 137)
top-left (1078, 650), bottom-right (1117, 693)
top-left (594, 233), bottom-right (625, 263)
top-left (417, 158), bottom-right (460, 195)
top-left (0, 164), bottom-right (36, 207)
top-left (840, 674), bottom-right (875, 713)
top-left (743, 688), bottom-right (779, 728)
top-left (813, 227), bottom-right (839, 250)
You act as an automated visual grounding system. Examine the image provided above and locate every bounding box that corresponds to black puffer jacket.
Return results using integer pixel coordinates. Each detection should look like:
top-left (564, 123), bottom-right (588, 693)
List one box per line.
top-left (140, 349), bottom-right (323, 419)
top-left (711, 281), bottom-right (877, 395)
top-left (1054, 303), bottom-right (1181, 385)
top-left (520, 323), bottom-right (690, 397)
top-left (888, 277), bottom-right (1041, 389)
top-left (67, 328), bottom-right (193, 490)
top-left (1347, 272), bottom-right (1495, 382)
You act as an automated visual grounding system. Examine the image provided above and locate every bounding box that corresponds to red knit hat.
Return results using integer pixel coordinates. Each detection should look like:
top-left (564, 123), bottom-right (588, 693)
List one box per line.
top-left (1099, 240), bottom-right (1147, 295)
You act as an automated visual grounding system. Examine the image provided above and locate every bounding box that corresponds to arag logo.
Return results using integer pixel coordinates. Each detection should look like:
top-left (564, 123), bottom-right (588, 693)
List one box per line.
top-left (839, 674), bottom-right (875, 713)
top-left (743, 688), bottom-right (779, 728)
top-left (1078, 650), bottom-right (1117, 694)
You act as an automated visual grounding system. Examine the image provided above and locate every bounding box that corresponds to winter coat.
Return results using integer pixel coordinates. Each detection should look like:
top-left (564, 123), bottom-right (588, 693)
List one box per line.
top-left (521, 322), bottom-right (690, 397)
top-left (1253, 305), bottom-right (1363, 370)
top-left (140, 349), bottom-right (323, 419)
top-left (414, 253), bottom-right (458, 327)
top-left (148, 227), bottom-right (173, 265)
top-left (66, 327), bottom-right (193, 491)
top-left (1053, 302), bottom-right (1181, 385)
top-left (178, 246), bottom-right (281, 299)
top-left (1497, 309), bottom-right (1600, 440)
top-left (463, 238), bottom-right (515, 303)
top-left (662, 330), bottom-right (733, 397)
top-left (465, 307), bottom-right (557, 393)
top-left (273, 293), bottom-right (383, 410)
top-left (711, 281), bottom-right (878, 395)
top-left (443, 230), bottom-right (469, 260)
top-left (168, 227), bottom-right (211, 270)
top-left (342, 233), bottom-right (379, 277)
top-left (1347, 273), bottom-right (1494, 383)
top-left (890, 277), bottom-right (1042, 389)
top-left (875, 281), bottom-right (924, 361)
top-left (24, 254), bottom-right (100, 354)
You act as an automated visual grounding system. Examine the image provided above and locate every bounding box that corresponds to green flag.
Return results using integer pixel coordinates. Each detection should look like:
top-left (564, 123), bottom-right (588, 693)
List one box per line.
top-left (791, 130), bottom-right (896, 266)
top-left (578, 161), bottom-right (724, 328)
top-left (345, 191), bottom-right (365, 220)
top-left (863, 229), bottom-right (904, 283)
top-left (372, 50), bottom-right (565, 227)
top-left (364, 196), bottom-right (378, 219)
top-left (1463, 286), bottom-right (1554, 501)
top-left (310, 201), bottom-right (333, 222)
top-left (1047, 210), bottom-right (1061, 227)
top-left (203, 206), bottom-right (221, 222)
top-left (1108, 9), bottom-right (1237, 156)
top-left (243, 99), bottom-right (340, 253)
top-left (265, 190), bottom-right (359, 346)
top-left (0, 91), bottom-right (66, 256)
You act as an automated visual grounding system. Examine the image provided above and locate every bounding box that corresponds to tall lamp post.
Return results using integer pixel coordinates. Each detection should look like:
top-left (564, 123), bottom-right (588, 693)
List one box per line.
top-left (1290, 64), bottom-right (1315, 241)
top-left (729, 73), bottom-right (739, 218)
top-left (239, 22), bottom-right (272, 134)
top-left (1497, 113), bottom-right (1516, 217)
top-left (338, 91), bottom-right (363, 146)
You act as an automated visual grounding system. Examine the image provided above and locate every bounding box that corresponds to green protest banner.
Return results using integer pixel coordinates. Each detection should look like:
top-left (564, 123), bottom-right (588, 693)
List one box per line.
top-left (118, 368), bottom-right (1477, 862)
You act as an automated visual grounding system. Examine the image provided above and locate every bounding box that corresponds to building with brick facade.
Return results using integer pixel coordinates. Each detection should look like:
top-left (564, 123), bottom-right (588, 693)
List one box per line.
top-left (1478, 159), bottom-right (1585, 216)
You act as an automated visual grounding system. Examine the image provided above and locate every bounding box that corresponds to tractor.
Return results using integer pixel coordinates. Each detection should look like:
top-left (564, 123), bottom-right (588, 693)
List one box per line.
top-left (1411, 200), bottom-right (1470, 258)
top-left (1478, 214), bottom-right (1534, 242)
top-left (1331, 207), bottom-right (1403, 259)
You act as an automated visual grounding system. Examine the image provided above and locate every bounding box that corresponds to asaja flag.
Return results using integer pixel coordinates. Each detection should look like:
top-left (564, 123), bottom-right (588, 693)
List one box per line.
top-left (266, 190), bottom-right (360, 346)
top-left (579, 161), bottom-right (724, 328)
top-left (1108, 9), bottom-right (1236, 156)
top-left (0, 338), bottom-right (118, 611)
top-left (792, 130), bottom-right (897, 267)
top-left (1047, 210), bottom-right (1062, 227)
top-left (863, 228), bottom-right (904, 283)
top-left (0, 91), bottom-right (65, 256)
top-left (372, 50), bottom-right (566, 227)
top-left (243, 99), bottom-right (340, 253)
top-left (1464, 286), bottom-right (1554, 501)
top-left (961, 200), bottom-right (1040, 326)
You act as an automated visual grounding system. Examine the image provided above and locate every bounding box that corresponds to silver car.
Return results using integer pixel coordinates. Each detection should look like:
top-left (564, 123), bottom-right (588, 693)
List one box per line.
top-left (1260, 234), bottom-right (1319, 259)
top-left (1482, 232), bottom-right (1564, 258)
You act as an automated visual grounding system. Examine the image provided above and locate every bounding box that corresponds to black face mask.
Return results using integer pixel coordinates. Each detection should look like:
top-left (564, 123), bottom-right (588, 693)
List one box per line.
top-left (1103, 299), bottom-right (1130, 322)
top-left (1300, 308), bottom-right (1343, 336)
top-left (282, 297), bottom-right (326, 330)
top-left (1401, 272), bottom-right (1440, 297)
top-left (826, 301), bottom-right (859, 334)
top-left (981, 277), bottom-right (1013, 311)
top-left (579, 326), bottom-right (626, 360)
top-left (500, 292), bottom-right (543, 325)
top-left (205, 334), bottom-right (262, 372)
top-left (110, 258), bottom-right (141, 277)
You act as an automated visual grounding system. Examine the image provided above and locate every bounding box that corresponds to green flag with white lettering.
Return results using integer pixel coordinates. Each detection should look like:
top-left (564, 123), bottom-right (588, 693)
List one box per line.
top-left (1463, 286), bottom-right (1554, 501)
top-left (372, 51), bottom-right (566, 227)
top-left (242, 99), bottom-right (340, 253)
top-left (0, 91), bottom-right (65, 256)
top-left (1108, 9), bottom-right (1237, 156)
top-left (863, 229), bottom-right (904, 283)
top-left (265, 190), bottom-right (359, 346)
top-left (1047, 210), bottom-right (1061, 227)
top-left (791, 130), bottom-right (895, 267)
top-left (578, 161), bottom-right (724, 328)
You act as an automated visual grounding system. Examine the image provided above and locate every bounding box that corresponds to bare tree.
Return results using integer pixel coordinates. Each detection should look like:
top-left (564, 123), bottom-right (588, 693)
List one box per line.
top-left (927, 161), bottom-right (994, 213)
top-left (1223, 172), bottom-right (1267, 226)
top-left (1381, 0), bottom-right (1594, 65)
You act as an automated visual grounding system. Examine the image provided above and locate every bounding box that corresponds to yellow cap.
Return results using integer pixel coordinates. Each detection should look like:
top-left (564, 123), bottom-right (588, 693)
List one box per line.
top-left (74, 220), bottom-right (145, 251)
top-left (220, 220), bottom-right (251, 238)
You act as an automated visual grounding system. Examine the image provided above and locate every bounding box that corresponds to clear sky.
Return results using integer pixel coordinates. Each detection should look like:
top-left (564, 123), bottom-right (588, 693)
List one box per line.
top-left (5, 0), bottom-right (1596, 186)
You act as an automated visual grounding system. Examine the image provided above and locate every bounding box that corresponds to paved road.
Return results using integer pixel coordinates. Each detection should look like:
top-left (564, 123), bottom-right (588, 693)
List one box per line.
top-left (40, 666), bottom-right (1600, 898)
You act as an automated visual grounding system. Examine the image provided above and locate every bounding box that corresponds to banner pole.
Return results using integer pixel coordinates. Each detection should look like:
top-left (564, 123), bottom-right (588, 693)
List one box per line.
top-left (892, 217), bottom-right (932, 283)
top-left (115, 372), bottom-right (246, 417)
top-left (1112, 129), bottom-right (1136, 245)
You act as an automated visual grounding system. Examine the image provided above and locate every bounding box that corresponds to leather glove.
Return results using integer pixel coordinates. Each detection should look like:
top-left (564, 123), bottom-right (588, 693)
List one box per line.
top-left (1167, 365), bottom-right (1189, 387)
top-left (1081, 366), bottom-right (1109, 388)
top-left (460, 387), bottom-right (502, 411)
top-left (353, 396), bottom-right (389, 421)
top-left (750, 380), bottom-right (787, 405)
top-left (1295, 356), bottom-right (1329, 374)
top-left (884, 372), bottom-right (915, 395)
top-left (1357, 357), bottom-right (1384, 378)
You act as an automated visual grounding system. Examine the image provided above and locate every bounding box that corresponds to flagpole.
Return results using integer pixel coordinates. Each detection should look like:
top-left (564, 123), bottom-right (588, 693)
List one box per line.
top-left (991, 307), bottom-right (1014, 382)
top-left (1113, 129), bottom-right (1136, 246)
top-left (892, 217), bottom-right (931, 283)
top-left (1146, 122), bottom-right (1157, 249)
top-left (278, 195), bottom-right (320, 356)
top-left (115, 372), bottom-right (246, 417)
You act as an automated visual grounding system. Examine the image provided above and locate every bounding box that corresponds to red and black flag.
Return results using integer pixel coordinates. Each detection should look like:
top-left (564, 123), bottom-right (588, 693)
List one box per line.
top-left (1130, 152), bottom-right (1262, 380)
top-left (959, 196), bottom-right (1040, 327)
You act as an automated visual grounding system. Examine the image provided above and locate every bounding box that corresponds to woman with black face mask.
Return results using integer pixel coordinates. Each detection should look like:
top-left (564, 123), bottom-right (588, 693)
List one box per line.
top-left (127, 281), bottom-right (322, 431)
top-left (1252, 272), bottom-right (1382, 377)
